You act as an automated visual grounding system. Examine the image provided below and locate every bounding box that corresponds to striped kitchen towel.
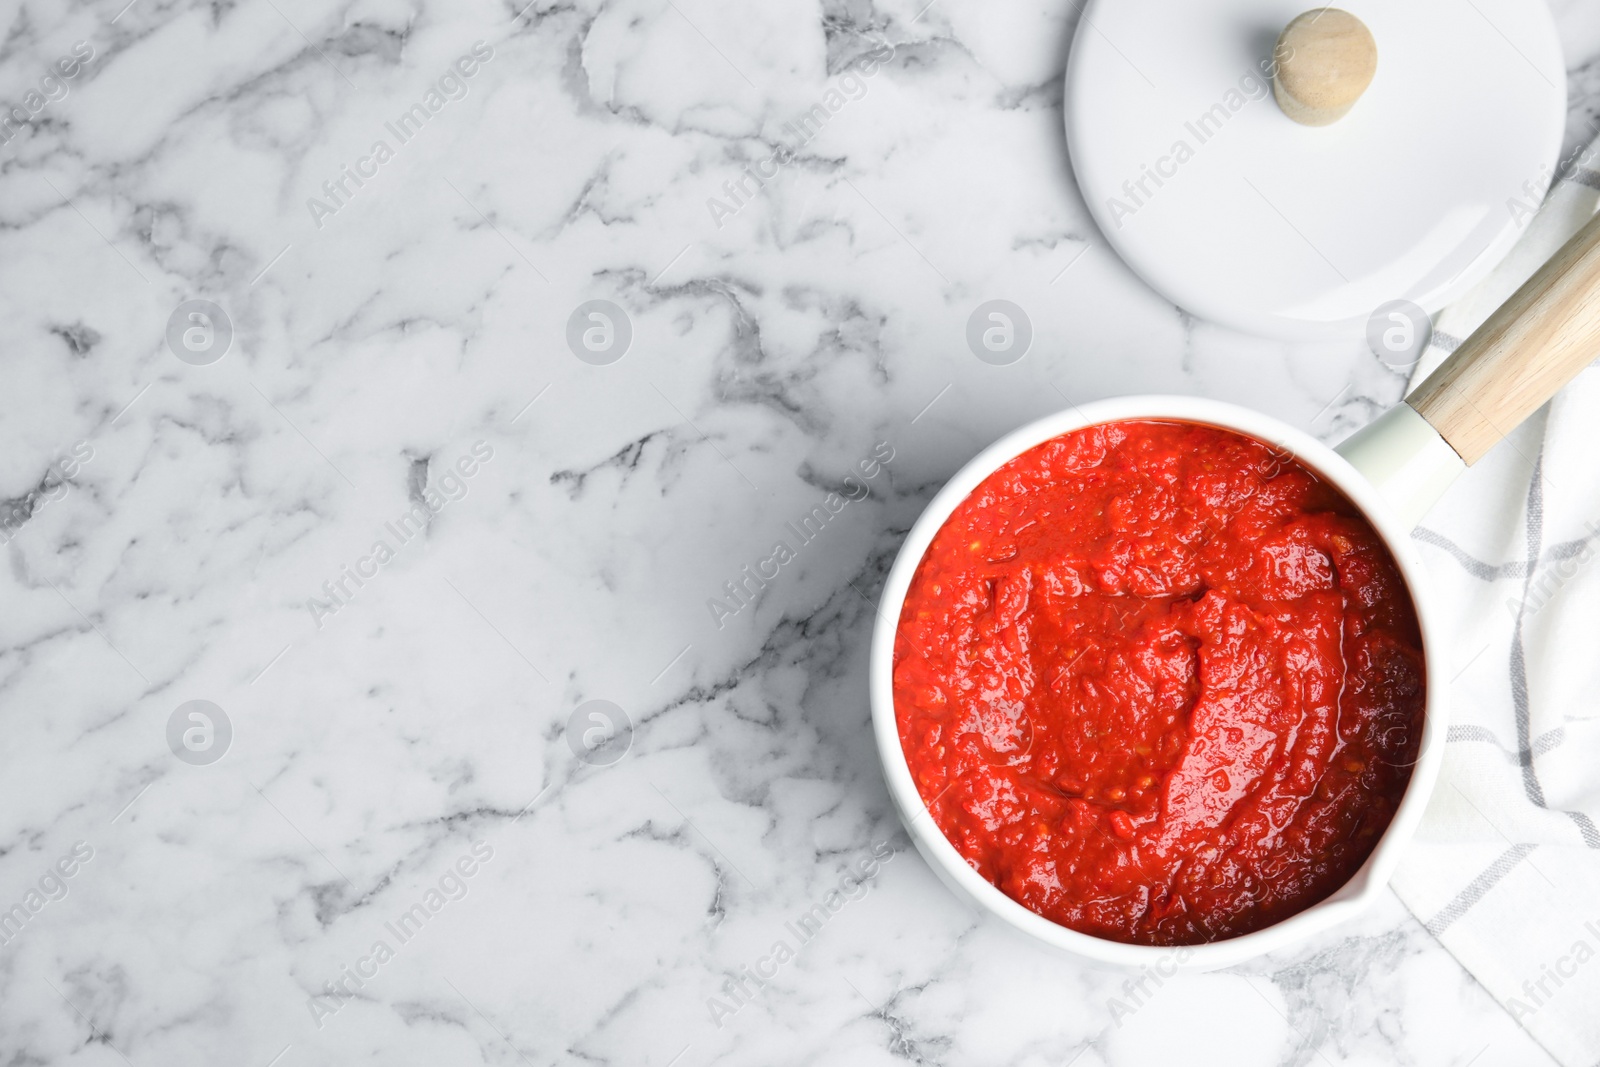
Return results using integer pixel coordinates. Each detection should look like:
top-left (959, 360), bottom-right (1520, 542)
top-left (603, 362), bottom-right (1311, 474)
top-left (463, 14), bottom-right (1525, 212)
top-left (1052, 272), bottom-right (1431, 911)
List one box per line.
top-left (1388, 140), bottom-right (1600, 1067)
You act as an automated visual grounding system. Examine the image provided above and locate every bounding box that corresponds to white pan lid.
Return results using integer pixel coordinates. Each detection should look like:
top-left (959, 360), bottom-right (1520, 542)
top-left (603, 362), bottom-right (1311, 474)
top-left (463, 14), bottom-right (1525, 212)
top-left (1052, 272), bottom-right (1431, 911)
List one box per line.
top-left (1063, 0), bottom-right (1567, 339)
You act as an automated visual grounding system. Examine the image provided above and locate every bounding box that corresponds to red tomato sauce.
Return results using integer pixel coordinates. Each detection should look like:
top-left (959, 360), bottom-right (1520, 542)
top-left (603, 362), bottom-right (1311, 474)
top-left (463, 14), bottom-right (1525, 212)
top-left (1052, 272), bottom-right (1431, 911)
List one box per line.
top-left (893, 421), bottom-right (1424, 946)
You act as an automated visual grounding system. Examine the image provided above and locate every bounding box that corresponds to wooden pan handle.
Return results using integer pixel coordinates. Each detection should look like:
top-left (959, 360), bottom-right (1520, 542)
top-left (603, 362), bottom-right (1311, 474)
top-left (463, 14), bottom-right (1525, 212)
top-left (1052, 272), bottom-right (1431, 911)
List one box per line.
top-left (1407, 210), bottom-right (1600, 465)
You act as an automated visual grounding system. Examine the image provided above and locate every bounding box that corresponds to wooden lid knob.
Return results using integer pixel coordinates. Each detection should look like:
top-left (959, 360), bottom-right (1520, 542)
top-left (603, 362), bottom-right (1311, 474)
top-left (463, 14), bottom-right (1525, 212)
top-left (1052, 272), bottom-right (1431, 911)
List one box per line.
top-left (1272, 9), bottom-right (1378, 126)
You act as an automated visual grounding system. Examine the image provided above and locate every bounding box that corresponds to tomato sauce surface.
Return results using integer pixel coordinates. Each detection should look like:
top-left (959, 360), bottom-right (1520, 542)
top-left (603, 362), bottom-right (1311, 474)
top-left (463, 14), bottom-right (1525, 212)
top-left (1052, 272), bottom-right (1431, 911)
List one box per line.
top-left (893, 420), bottom-right (1424, 946)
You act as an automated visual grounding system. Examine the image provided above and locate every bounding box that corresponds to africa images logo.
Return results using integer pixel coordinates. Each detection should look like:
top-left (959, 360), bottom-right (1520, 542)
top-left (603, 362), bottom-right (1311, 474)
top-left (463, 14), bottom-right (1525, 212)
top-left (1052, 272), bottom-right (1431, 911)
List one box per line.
top-left (305, 41), bottom-right (495, 229)
top-left (305, 441), bottom-right (494, 629)
top-left (704, 42), bottom-right (895, 229)
top-left (704, 441), bottom-right (894, 629)
top-left (0, 41), bottom-right (96, 147)
top-left (1103, 53), bottom-right (1287, 229)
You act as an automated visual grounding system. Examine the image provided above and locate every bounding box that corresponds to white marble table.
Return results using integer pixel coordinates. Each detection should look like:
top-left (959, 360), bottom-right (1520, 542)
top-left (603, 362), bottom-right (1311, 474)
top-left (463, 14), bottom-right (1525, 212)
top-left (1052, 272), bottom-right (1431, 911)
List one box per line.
top-left (3, 0), bottom-right (1599, 1063)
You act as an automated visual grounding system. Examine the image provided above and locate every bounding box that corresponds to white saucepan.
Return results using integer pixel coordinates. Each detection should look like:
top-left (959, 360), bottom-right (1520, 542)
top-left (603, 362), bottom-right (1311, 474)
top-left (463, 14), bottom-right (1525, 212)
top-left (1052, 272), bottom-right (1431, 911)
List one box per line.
top-left (871, 212), bottom-right (1600, 969)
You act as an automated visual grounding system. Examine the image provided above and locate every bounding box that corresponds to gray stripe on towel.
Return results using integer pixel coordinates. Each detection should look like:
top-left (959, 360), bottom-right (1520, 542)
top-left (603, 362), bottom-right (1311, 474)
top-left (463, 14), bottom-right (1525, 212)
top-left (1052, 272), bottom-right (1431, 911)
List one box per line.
top-left (1446, 725), bottom-right (1567, 766)
top-left (1565, 166), bottom-right (1600, 192)
top-left (1426, 844), bottom-right (1537, 936)
top-left (1428, 330), bottom-right (1463, 355)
